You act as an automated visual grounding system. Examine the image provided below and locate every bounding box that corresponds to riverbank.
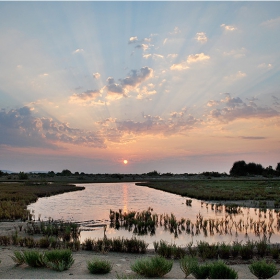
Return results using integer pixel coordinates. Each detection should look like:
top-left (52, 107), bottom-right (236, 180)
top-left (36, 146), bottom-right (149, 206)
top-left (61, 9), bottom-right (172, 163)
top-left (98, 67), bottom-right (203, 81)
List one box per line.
top-left (2, 247), bottom-right (276, 279)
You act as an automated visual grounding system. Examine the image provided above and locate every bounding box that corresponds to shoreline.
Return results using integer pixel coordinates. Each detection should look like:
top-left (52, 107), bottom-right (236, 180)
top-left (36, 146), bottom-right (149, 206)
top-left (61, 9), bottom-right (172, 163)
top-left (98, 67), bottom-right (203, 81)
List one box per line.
top-left (1, 221), bottom-right (280, 279)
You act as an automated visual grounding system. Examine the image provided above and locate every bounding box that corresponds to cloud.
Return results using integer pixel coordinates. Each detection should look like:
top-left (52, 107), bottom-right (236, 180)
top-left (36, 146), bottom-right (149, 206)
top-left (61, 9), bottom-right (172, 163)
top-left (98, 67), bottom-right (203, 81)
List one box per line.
top-left (104, 67), bottom-right (153, 100)
top-left (187, 53), bottom-right (210, 63)
top-left (115, 109), bottom-right (200, 136)
top-left (0, 106), bottom-right (106, 149)
top-left (209, 94), bottom-right (279, 122)
top-left (207, 100), bottom-right (220, 107)
top-left (258, 63), bottom-right (273, 69)
top-left (120, 67), bottom-right (153, 87)
top-left (135, 44), bottom-right (149, 51)
top-left (143, 54), bottom-right (152, 59)
top-left (240, 136), bottom-right (267, 140)
top-left (105, 77), bottom-right (125, 100)
top-left (170, 53), bottom-right (210, 71)
top-left (128, 36), bottom-right (138, 44)
top-left (195, 32), bottom-right (207, 43)
top-left (143, 53), bottom-right (164, 60)
top-left (136, 84), bottom-right (157, 100)
top-left (93, 73), bottom-right (101, 79)
top-left (73, 48), bottom-right (84, 54)
top-left (69, 90), bottom-right (103, 105)
top-left (220, 23), bottom-right (237, 31)
top-left (260, 16), bottom-right (280, 28)
top-left (170, 63), bottom-right (189, 71)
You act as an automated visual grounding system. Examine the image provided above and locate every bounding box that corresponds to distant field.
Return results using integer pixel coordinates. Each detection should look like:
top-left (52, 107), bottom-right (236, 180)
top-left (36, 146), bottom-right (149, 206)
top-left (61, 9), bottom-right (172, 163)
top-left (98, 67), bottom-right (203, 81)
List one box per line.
top-left (136, 179), bottom-right (280, 204)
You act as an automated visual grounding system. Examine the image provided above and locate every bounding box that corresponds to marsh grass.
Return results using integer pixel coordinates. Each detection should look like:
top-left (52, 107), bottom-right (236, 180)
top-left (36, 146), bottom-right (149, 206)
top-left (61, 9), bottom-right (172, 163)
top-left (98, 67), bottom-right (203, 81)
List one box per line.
top-left (10, 251), bottom-right (25, 265)
top-left (197, 241), bottom-right (219, 260)
top-left (82, 237), bottom-right (147, 253)
top-left (209, 260), bottom-right (238, 279)
top-left (21, 250), bottom-right (46, 267)
top-left (190, 261), bottom-right (211, 279)
top-left (154, 240), bottom-right (185, 259)
top-left (179, 255), bottom-right (197, 278)
top-left (219, 242), bottom-right (231, 259)
top-left (131, 255), bottom-right (173, 277)
top-left (136, 180), bottom-right (280, 203)
top-left (87, 258), bottom-right (112, 274)
top-left (240, 240), bottom-right (255, 260)
top-left (0, 183), bottom-right (84, 221)
top-left (44, 249), bottom-right (74, 271)
top-left (249, 260), bottom-right (278, 279)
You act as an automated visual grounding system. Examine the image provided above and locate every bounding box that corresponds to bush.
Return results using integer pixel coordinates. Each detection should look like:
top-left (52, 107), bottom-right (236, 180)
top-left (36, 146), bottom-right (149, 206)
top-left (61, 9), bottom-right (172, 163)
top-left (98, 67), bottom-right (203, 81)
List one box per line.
top-left (190, 261), bottom-right (211, 279)
top-left (10, 251), bottom-right (25, 265)
top-left (179, 256), bottom-right (197, 278)
top-left (240, 240), bottom-right (254, 260)
top-left (131, 255), bottom-right (173, 277)
top-left (38, 237), bottom-right (50, 248)
top-left (270, 245), bottom-right (279, 259)
top-left (22, 250), bottom-right (46, 267)
top-left (197, 241), bottom-right (219, 260)
top-left (154, 240), bottom-right (185, 259)
top-left (83, 238), bottom-right (94, 251)
top-left (209, 261), bottom-right (238, 279)
top-left (87, 258), bottom-right (112, 274)
top-left (249, 260), bottom-right (278, 279)
top-left (219, 242), bottom-right (231, 259)
top-left (44, 249), bottom-right (74, 271)
top-left (231, 240), bottom-right (242, 258)
top-left (256, 238), bottom-right (268, 257)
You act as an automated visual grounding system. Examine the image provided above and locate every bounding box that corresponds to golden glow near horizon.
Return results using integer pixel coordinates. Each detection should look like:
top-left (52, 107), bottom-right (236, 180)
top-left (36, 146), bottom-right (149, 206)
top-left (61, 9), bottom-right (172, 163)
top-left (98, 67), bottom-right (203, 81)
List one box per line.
top-left (123, 160), bottom-right (128, 165)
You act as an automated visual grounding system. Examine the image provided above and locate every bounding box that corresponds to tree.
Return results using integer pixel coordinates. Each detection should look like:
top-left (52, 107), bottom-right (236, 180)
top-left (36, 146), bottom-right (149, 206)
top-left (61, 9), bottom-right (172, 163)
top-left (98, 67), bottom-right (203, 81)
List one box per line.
top-left (276, 163), bottom-right (280, 174)
top-left (18, 171), bottom-right (28, 180)
top-left (61, 169), bottom-right (72, 176)
top-left (230, 160), bottom-right (247, 176)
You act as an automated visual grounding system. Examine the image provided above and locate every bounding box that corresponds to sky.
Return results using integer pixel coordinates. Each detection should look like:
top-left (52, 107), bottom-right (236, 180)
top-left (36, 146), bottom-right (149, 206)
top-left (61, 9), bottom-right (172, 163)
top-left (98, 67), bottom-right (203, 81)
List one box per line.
top-left (0, 1), bottom-right (280, 174)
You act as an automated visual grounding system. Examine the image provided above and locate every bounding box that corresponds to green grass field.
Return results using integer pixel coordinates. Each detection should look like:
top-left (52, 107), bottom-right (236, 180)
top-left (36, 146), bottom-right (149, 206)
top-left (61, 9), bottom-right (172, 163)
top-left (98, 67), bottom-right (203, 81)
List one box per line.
top-left (136, 179), bottom-right (280, 203)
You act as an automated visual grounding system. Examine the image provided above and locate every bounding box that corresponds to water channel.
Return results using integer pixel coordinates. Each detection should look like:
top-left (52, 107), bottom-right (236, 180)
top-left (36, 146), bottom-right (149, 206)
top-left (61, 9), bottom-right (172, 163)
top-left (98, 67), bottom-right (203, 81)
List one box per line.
top-left (27, 182), bottom-right (280, 248)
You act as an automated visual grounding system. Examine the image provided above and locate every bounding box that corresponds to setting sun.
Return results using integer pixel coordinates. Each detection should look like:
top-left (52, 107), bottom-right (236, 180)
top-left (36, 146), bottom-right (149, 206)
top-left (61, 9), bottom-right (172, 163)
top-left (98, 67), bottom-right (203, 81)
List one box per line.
top-left (123, 160), bottom-right (128, 165)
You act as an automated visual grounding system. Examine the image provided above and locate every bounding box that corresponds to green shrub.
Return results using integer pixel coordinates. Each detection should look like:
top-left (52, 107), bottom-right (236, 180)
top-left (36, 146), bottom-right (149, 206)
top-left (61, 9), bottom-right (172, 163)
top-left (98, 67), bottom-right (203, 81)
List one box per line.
top-left (219, 242), bottom-right (231, 259)
top-left (155, 240), bottom-right (185, 259)
top-left (83, 238), bottom-right (94, 251)
top-left (270, 245), bottom-right (279, 259)
top-left (38, 237), bottom-right (50, 248)
top-left (249, 260), bottom-right (278, 279)
top-left (197, 241), bottom-right (219, 260)
top-left (256, 238), bottom-right (268, 257)
top-left (131, 255), bottom-right (173, 277)
top-left (231, 240), bottom-right (242, 258)
top-left (179, 256), bottom-right (197, 278)
top-left (191, 262), bottom-right (211, 279)
top-left (209, 261), bottom-right (238, 279)
top-left (22, 250), bottom-right (46, 267)
top-left (44, 249), bottom-right (74, 271)
top-left (10, 251), bottom-right (25, 265)
top-left (240, 240), bottom-right (254, 260)
top-left (87, 258), bottom-right (112, 274)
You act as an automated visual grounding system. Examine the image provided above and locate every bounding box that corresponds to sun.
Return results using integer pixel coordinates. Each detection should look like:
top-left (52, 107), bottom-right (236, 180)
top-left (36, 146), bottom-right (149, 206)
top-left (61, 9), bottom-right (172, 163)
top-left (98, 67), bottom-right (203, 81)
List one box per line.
top-left (123, 159), bottom-right (128, 165)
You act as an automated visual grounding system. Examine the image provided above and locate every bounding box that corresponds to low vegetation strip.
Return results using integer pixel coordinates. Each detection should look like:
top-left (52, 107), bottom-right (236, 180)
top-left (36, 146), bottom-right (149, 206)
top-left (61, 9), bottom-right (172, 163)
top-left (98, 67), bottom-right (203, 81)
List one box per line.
top-left (136, 179), bottom-right (280, 202)
top-left (0, 182), bottom-right (85, 220)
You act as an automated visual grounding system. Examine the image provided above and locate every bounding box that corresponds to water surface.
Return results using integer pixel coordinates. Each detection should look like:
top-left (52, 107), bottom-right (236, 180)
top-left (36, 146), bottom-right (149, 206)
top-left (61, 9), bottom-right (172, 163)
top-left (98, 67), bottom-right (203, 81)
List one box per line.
top-left (28, 182), bottom-right (280, 247)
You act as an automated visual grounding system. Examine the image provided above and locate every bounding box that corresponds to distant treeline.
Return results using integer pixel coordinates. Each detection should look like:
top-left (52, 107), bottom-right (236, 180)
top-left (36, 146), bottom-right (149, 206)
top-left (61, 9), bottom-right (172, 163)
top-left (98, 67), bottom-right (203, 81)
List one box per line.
top-left (0, 161), bottom-right (280, 179)
top-left (230, 160), bottom-right (280, 177)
